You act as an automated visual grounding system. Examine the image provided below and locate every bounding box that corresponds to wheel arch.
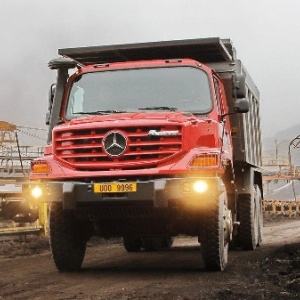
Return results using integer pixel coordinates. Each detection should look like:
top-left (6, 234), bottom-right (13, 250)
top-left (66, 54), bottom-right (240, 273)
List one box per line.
top-left (254, 170), bottom-right (263, 199)
top-left (234, 164), bottom-right (263, 196)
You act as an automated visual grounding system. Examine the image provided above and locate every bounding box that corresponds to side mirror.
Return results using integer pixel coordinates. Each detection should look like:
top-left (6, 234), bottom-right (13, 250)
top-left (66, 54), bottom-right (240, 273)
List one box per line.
top-left (48, 57), bottom-right (77, 70)
top-left (234, 98), bottom-right (249, 113)
top-left (233, 73), bottom-right (246, 98)
top-left (45, 84), bottom-right (56, 125)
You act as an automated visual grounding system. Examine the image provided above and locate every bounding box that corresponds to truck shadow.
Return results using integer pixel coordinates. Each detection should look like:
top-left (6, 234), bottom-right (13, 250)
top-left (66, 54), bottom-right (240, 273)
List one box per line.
top-left (81, 245), bottom-right (208, 274)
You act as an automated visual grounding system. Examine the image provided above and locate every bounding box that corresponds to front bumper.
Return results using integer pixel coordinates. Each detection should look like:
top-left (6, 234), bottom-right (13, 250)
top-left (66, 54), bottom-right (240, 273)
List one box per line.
top-left (22, 177), bottom-right (225, 211)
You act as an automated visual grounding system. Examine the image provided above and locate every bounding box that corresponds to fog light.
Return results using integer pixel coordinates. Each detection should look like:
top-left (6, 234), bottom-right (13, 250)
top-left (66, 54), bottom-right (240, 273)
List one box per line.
top-left (193, 180), bottom-right (208, 193)
top-left (31, 186), bottom-right (42, 199)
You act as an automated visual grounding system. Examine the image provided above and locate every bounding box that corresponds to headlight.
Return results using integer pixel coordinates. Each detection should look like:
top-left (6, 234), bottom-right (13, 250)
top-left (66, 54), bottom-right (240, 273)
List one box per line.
top-left (31, 186), bottom-right (43, 199)
top-left (181, 179), bottom-right (209, 193)
top-left (193, 180), bottom-right (208, 193)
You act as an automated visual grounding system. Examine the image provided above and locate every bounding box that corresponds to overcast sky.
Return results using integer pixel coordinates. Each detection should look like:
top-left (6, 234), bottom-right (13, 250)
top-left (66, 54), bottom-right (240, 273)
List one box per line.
top-left (1, 0), bottom-right (300, 145)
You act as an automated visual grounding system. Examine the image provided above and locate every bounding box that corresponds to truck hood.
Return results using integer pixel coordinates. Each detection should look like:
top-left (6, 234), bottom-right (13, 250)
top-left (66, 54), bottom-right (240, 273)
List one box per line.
top-left (67, 111), bottom-right (199, 126)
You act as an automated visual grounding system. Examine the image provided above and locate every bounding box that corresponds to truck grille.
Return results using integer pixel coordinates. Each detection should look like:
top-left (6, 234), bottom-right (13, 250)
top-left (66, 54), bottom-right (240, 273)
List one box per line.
top-left (53, 125), bottom-right (182, 171)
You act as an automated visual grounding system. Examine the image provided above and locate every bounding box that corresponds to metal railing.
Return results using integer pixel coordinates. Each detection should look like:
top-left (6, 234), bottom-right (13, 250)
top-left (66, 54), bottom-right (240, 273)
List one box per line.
top-left (0, 145), bottom-right (43, 177)
top-left (263, 200), bottom-right (300, 217)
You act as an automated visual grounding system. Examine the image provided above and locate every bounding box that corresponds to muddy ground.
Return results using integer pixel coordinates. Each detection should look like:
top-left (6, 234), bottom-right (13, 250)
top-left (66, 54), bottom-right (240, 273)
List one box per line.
top-left (0, 216), bottom-right (300, 299)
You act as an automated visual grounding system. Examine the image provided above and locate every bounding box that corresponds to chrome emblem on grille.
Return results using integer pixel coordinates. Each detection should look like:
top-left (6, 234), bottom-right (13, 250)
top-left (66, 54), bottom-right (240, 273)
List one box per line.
top-left (148, 130), bottom-right (180, 136)
top-left (102, 131), bottom-right (127, 157)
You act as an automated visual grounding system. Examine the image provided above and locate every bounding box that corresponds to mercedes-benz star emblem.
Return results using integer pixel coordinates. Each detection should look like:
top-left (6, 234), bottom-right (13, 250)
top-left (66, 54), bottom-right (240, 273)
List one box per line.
top-left (102, 131), bottom-right (127, 157)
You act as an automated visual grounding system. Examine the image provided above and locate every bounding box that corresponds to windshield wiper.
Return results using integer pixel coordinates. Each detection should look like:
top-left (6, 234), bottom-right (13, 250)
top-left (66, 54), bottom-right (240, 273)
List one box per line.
top-left (73, 110), bottom-right (127, 115)
top-left (138, 106), bottom-right (177, 111)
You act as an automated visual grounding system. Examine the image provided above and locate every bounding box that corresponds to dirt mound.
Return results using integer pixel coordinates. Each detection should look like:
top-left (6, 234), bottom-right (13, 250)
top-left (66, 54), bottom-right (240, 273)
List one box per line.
top-left (0, 236), bottom-right (50, 259)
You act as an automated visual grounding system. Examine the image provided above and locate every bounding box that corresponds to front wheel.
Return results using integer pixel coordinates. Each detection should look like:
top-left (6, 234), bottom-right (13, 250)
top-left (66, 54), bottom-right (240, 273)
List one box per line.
top-left (49, 203), bottom-right (87, 272)
top-left (201, 192), bottom-right (232, 271)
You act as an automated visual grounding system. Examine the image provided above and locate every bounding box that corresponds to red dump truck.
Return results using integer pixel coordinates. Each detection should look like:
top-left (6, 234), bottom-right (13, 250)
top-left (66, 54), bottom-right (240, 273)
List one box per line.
top-left (23, 38), bottom-right (263, 271)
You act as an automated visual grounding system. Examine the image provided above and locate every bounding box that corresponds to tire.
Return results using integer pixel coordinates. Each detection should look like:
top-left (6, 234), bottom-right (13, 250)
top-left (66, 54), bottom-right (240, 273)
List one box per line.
top-left (49, 203), bottom-right (87, 272)
top-left (201, 192), bottom-right (231, 271)
top-left (256, 187), bottom-right (263, 246)
top-left (123, 237), bottom-right (143, 252)
top-left (161, 237), bottom-right (174, 249)
top-left (142, 237), bottom-right (162, 251)
top-left (238, 185), bottom-right (262, 250)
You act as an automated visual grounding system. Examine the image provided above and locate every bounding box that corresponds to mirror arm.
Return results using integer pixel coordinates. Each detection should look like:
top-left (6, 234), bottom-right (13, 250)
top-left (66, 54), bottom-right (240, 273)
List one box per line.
top-left (221, 111), bottom-right (236, 121)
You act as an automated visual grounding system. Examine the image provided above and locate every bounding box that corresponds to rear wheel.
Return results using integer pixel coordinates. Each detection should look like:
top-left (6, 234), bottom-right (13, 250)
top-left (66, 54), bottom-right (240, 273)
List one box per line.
top-left (201, 192), bottom-right (232, 271)
top-left (256, 186), bottom-right (263, 246)
top-left (123, 237), bottom-right (143, 252)
top-left (238, 185), bottom-right (262, 250)
top-left (49, 203), bottom-right (87, 272)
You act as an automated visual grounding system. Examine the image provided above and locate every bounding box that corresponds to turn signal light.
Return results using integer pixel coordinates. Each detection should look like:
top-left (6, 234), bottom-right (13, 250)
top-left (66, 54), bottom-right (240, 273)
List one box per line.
top-left (31, 161), bottom-right (51, 174)
top-left (189, 154), bottom-right (218, 168)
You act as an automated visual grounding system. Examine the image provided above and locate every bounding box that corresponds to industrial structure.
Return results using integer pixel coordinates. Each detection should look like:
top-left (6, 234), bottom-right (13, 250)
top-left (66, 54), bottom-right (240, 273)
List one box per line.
top-left (262, 136), bottom-right (300, 217)
top-left (0, 121), bottom-right (45, 236)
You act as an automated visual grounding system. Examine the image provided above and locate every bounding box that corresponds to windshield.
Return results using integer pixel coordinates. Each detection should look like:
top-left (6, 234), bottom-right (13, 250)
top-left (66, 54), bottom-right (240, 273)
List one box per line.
top-left (65, 66), bottom-right (213, 118)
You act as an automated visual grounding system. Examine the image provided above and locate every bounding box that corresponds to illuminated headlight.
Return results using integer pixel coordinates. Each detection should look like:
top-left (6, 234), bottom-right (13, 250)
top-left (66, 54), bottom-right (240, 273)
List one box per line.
top-left (193, 180), bottom-right (208, 193)
top-left (31, 186), bottom-right (43, 199)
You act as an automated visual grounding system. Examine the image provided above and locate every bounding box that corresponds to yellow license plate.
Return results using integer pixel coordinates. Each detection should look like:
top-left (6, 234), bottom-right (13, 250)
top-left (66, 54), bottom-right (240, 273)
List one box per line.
top-left (94, 182), bottom-right (137, 193)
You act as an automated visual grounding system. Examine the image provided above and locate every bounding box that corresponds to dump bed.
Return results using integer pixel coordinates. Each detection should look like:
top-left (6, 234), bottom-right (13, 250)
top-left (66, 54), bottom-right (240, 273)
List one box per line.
top-left (59, 37), bottom-right (234, 65)
top-left (59, 37), bottom-right (261, 168)
top-left (208, 60), bottom-right (261, 167)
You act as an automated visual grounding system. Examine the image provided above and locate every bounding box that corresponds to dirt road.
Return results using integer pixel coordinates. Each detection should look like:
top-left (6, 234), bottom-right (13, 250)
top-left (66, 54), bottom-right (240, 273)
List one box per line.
top-left (0, 217), bottom-right (300, 299)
